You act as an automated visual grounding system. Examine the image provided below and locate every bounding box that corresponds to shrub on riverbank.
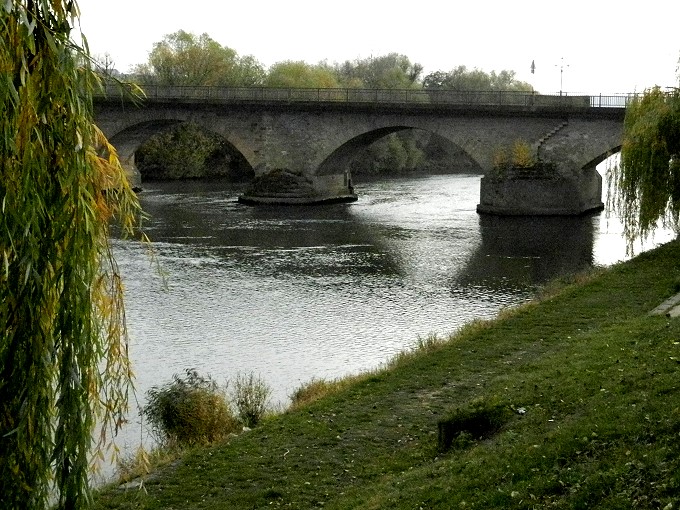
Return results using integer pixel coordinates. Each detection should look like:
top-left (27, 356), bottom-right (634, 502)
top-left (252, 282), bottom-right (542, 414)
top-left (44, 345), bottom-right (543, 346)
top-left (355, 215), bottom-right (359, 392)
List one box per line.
top-left (232, 372), bottom-right (272, 427)
top-left (288, 375), bottom-right (371, 411)
top-left (143, 369), bottom-right (239, 446)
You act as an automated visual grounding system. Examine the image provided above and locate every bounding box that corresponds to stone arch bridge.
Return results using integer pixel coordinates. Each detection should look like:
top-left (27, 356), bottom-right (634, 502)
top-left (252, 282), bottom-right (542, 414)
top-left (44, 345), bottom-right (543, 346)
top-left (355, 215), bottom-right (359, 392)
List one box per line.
top-left (94, 86), bottom-right (627, 215)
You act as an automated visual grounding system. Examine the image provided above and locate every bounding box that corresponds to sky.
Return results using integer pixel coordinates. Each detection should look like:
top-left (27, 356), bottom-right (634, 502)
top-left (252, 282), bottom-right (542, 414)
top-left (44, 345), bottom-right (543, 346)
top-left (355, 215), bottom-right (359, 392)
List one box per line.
top-left (76, 0), bottom-right (679, 95)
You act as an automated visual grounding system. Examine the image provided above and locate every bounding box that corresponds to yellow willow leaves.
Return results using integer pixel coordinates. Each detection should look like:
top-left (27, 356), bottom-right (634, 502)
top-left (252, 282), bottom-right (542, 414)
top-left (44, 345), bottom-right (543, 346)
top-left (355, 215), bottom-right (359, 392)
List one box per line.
top-left (1, 1), bottom-right (144, 508)
top-left (608, 86), bottom-right (680, 252)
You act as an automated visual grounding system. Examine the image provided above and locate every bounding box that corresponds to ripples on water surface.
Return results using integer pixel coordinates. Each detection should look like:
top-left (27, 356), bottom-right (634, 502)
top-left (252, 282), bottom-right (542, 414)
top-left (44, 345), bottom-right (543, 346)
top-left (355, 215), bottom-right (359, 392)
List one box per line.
top-left (110, 174), bottom-right (673, 459)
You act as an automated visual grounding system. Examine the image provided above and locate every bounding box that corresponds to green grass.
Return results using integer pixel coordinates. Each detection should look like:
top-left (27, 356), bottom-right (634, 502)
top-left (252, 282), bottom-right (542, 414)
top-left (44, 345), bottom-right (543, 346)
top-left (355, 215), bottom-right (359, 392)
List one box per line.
top-left (95, 240), bottom-right (680, 509)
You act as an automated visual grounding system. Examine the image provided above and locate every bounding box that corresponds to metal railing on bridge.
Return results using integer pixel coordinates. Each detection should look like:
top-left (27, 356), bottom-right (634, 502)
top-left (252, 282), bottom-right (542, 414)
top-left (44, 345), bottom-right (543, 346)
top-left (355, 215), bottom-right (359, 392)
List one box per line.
top-left (96, 84), bottom-right (633, 110)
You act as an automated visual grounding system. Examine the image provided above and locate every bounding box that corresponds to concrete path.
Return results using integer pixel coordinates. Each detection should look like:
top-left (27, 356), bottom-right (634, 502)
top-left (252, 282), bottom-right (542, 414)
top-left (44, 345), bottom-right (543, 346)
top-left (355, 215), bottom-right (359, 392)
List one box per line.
top-left (649, 292), bottom-right (680, 318)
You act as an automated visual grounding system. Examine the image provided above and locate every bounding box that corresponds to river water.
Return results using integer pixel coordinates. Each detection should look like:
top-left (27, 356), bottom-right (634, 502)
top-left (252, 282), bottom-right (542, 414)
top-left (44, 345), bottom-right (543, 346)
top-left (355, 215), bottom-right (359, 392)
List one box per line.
top-left (108, 173), bottom-right (672, 465)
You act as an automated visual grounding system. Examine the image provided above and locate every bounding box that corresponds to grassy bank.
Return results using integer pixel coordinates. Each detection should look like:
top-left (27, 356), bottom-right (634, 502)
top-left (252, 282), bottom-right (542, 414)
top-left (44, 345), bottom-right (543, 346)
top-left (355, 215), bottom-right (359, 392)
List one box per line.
top-left (95, 241), bottom-right (680, 509)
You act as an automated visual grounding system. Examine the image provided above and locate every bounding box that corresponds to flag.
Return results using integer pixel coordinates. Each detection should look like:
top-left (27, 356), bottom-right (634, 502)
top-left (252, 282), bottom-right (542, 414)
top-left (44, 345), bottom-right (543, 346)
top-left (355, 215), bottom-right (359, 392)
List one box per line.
top-left (531, 60), bottom-right (536, 74)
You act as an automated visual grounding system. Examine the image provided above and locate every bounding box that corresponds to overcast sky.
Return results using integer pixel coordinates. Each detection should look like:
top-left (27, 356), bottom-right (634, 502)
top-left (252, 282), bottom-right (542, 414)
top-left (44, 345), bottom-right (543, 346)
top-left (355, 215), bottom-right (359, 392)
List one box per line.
top-left (76, 0), bottom-right (678, 94)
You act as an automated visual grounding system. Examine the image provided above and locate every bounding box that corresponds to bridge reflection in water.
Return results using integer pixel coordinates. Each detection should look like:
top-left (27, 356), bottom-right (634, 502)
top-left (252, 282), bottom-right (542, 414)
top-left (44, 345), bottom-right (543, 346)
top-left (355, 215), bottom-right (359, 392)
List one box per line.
top-left (453, 214), bottom-right (597, 294)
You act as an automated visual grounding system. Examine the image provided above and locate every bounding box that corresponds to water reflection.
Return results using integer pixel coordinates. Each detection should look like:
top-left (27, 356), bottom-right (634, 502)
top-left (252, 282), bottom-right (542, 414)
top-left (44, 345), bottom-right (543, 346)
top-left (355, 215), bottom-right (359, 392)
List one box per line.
top-left (455, 214), bottom-right (597, 293)
top-left (138, 181), bottom-right (403, 278)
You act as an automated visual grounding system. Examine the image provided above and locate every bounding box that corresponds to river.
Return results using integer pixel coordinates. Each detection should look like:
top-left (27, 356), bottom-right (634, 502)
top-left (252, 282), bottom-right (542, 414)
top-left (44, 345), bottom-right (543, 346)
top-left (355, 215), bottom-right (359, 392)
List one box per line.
top-left (107, 173), bottom-right (672, 468)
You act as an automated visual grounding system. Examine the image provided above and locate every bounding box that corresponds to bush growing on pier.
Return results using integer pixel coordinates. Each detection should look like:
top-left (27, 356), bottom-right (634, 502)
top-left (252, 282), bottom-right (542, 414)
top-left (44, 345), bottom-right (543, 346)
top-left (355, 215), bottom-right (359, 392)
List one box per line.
top-left (492, 139), bottom-right (535, 172)
top-left (491, 139), bottom-right (557, 180)
top-left (143, 369), bottom-right (239, 446)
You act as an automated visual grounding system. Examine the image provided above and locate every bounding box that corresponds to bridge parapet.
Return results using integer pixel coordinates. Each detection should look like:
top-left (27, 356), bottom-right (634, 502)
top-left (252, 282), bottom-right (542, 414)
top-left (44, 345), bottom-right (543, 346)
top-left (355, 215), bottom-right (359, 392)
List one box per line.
top-left (96, 84), bottom-right (631, 114)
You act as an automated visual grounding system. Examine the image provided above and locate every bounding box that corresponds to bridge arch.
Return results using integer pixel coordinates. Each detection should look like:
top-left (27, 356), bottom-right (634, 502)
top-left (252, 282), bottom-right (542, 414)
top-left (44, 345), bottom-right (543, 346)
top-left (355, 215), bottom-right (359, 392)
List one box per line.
top-left (107, 119), bottom-right (180, 174)
top-left (96, 107), bottom-right (266, 185)
top-left (317, 126), bottom-right (410, 176)
top-left (314, 124), bottom-right (484, 178)
top-left (103, 118), bottom-right (258, 183)
top-left (582, 144), bottom-right (622, 171)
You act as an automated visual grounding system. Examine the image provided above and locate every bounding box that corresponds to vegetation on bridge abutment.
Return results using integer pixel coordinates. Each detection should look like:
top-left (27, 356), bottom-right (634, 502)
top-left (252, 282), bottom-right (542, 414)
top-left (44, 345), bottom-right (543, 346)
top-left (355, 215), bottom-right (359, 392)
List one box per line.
top-left (95, 239), bottom-right (680, 509)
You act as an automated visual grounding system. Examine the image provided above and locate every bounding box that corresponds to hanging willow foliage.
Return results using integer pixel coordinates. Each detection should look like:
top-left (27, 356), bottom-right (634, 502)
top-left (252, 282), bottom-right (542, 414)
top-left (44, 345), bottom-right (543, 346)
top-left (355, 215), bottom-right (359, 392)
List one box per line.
top-left (607, 86), bottom-right (680, 252)
top-left (0, 1), bottom-right (141, 508)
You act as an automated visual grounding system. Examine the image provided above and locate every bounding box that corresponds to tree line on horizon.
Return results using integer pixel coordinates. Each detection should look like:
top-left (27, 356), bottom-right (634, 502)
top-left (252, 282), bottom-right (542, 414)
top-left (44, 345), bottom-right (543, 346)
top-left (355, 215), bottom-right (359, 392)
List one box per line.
top-left (100, 30), bottom-right (533, 92)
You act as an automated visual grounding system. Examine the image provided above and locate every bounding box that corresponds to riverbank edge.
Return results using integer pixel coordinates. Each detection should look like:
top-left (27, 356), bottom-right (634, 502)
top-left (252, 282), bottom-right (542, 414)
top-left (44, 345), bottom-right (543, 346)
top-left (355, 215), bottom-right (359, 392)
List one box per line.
top-left (95, 239), bottom-right (680, 509)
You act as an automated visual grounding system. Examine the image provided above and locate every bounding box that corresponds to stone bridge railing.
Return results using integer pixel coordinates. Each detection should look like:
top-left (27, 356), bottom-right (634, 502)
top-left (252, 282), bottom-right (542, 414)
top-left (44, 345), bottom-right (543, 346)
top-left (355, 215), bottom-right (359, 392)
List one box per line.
top-left (95, 84), bottom-right (633, 111)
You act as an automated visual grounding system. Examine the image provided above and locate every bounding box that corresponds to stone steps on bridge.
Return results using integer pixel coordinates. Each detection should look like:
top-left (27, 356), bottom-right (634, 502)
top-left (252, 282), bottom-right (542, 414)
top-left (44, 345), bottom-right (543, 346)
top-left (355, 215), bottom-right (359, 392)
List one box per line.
top-left (537, 121), bottom-right (569, 147)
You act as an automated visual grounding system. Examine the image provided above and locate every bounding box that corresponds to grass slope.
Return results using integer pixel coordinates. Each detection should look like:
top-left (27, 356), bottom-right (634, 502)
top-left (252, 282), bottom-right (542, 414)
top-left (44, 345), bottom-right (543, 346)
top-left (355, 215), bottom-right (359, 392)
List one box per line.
top-left (95, 241), bottom-right (680, 509)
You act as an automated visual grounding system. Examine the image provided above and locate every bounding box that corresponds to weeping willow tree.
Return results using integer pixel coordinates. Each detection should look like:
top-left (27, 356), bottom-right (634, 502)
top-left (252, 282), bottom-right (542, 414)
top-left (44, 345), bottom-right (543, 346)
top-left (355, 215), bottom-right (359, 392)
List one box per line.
top-left (1, 1), bottom-right (141, 508)
top-left (608, 85), bottom-right (680, 251)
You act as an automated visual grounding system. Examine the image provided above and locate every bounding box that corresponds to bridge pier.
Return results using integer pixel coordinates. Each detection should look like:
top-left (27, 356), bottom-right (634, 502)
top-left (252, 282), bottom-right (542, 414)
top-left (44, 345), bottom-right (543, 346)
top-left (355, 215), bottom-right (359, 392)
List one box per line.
top-left (476, 167), bottom-right (604, 216)
top-left (238, 168), bottom-right (358, 205)
top-left (119, 154), bottom-right (142, 190)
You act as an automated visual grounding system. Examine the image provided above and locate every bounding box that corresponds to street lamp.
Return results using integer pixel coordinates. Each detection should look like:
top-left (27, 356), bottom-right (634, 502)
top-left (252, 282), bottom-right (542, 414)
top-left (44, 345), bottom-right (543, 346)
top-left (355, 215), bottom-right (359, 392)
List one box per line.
top-left (556, 57), bottom-right (569, 96)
